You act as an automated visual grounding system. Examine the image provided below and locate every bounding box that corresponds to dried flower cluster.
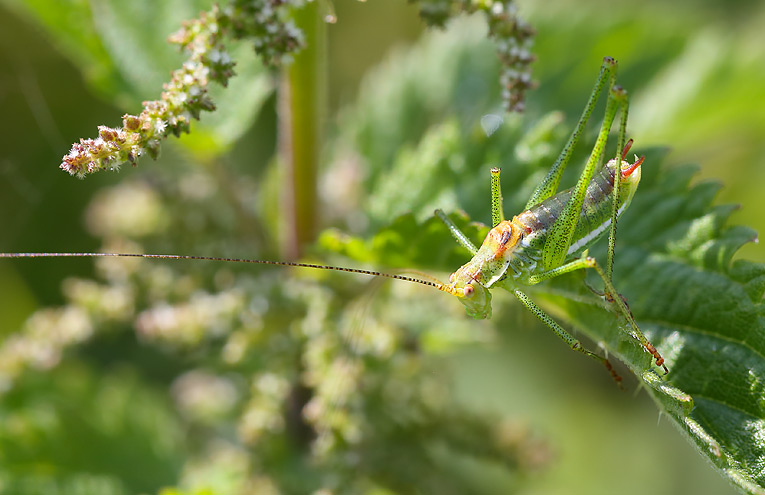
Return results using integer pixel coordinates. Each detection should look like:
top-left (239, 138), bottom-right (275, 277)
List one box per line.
top-left (414, 0), bottom-right (536, 112)
top-left (60, 0), bottom-right (304, 178)
top-left (59, 0), bottom-right (535, 178)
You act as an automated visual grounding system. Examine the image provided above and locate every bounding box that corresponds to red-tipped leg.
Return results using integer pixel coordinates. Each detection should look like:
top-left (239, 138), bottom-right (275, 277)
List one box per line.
top-left (646, 343), bottom-right (669, 375)
top-left (603, 358), bottom-right (625, 390)
top-left (605, 290), bottom-right (668, 375)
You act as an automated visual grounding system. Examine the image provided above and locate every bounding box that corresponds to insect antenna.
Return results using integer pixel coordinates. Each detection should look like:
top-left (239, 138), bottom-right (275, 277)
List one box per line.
top-left (0, 252), bottom-right (448, 291)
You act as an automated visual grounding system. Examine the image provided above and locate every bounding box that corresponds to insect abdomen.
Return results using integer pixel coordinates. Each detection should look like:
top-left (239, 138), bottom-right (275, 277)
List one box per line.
top-left (517, 164), bottom-right (635, 256)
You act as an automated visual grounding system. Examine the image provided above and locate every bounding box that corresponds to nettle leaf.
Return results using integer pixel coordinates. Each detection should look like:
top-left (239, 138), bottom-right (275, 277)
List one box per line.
top-left (539, 152), bottom-right (765, 494)
top-left (336, 17), bottom-right (500, 194)
top-left (326, 20), bottom-right (764, 494)
top-left (324, 144), bottom-right (764, 492)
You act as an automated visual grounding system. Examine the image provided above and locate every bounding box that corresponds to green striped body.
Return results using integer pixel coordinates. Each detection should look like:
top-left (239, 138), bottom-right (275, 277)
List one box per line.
top-left (514, 157), bottom-right (641, 267)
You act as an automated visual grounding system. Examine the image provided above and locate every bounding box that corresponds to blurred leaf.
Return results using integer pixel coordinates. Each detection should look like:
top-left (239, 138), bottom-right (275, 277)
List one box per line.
top-left (318, 210), bottom-right (488, 272)
top-left (186, 43), bottom-right (273, 155)
top-left (0, 0), bottom-right (119, 96)
top-left (0, 0), bottom-right (273, 155)
top-left (0, 0), bottom-right (206, 102)
top-left (336, 18), bottom-right (500, 194)
top-left (0, 364), bottom-right (185, 495)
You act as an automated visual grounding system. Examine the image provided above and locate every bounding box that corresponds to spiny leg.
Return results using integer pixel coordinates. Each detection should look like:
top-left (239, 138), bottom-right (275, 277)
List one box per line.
top-left (438, 165), bottom-right (505, 250)
top-left (584, 274), bottom-right (634, 317)
top-left (526, 257), bottom-right (668, 374)
top-left (606, 90), bottom-right (631, 282)
top-left (524, 56), bottom-right (617, 210)
top-left (589, 259), bottom-right (667, 374)
top-left (490, 167), bottom-right (505, 228)
top-left (513, 288), bottom-right (623, 387)
top-left (542, 83), bottom-right (627, 271)
top-left (435, 209), bottom-right (478, 255)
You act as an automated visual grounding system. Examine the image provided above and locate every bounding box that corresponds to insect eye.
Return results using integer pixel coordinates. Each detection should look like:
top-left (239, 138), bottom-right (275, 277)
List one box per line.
top-left (449, 272), bottom-right (456, 283)
top-left (463, 284), bottom-right (474, 298)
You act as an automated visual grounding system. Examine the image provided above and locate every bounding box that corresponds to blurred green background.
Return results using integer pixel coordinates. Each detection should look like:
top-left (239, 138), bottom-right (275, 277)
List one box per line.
top-left (0, 0), bottom-right (762, 494)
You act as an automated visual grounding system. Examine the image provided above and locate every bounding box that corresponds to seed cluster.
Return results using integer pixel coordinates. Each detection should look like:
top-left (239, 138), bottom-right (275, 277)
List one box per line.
top-left (60, 0), bottom-right (304, 178)
top-left (414, 0), bottom-right (536, 112)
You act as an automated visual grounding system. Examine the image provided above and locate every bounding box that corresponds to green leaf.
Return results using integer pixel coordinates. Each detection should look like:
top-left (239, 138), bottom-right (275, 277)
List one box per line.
top-left (336, 18), bottom-right (501, 195)
top-left (542, 154), bottom-right (765, 494)
top-left (0, 0), bottom-right (120, 96)
top-left (318, 210), bottom-right (488, 273)
top-left (326, 21), bottom-right (765, 494)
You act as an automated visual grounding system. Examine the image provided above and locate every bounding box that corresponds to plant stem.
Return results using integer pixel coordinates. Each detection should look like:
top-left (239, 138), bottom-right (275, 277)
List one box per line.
top-left (279, 1), bottom-right (326, 260)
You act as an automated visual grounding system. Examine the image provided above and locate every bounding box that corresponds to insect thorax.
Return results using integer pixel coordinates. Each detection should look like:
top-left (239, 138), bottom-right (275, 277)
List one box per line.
top-left (450, 220), bottom-right (529, 290)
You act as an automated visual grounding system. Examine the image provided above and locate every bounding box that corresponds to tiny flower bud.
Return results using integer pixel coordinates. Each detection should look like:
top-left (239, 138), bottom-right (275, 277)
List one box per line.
top-left (123, 114), bottom-right (141, 131)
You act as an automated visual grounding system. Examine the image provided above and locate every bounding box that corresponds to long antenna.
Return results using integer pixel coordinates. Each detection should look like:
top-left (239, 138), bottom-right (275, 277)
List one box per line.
top-left (0, 252), bottom-right (451, 293)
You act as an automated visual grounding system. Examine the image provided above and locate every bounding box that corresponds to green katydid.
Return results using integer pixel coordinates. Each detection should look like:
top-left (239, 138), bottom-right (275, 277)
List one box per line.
top-left (435, 56), bottom-right (668, 381)
top-left (0, 56), bottom-right (667, 382)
